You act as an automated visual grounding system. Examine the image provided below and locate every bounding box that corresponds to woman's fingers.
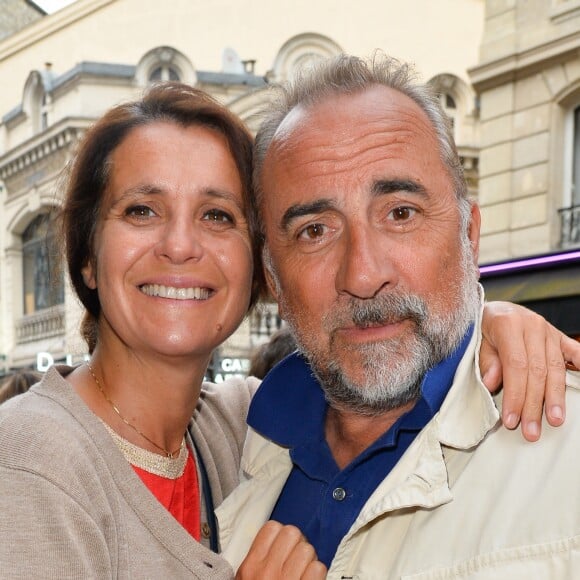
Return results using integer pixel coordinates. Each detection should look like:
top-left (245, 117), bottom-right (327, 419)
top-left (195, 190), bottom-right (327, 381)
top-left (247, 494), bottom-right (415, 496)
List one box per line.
top-left (480, 301), bottom-right (580, 441)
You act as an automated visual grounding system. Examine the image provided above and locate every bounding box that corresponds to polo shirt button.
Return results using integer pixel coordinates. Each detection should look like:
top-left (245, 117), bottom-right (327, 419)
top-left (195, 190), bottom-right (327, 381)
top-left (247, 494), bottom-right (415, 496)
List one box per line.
top-left (332, 487), bottom-right (346, 501)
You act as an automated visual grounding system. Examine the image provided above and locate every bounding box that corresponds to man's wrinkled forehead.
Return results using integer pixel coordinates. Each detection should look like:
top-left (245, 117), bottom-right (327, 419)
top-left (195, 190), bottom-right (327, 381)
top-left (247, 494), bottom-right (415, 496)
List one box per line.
top-left (260, 86), bottom-right (439, 186)
top-left (265, 85), bottom-right (433, 159)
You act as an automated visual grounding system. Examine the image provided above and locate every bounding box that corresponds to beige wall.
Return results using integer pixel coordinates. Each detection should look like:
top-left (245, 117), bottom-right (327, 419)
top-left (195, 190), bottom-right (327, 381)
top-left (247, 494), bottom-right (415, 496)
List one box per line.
top-left (0, 0), bottom-right (484, 116)
top-left (470, 0), bottom-right (580, 262)
top-left (0, 0), bottom-right (486, 371)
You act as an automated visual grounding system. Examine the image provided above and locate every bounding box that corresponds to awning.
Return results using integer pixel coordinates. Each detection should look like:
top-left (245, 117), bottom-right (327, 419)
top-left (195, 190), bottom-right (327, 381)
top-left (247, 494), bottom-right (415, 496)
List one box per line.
top-left (480, 259), bottom-right (580, 336)
top-left (480, 264), bottom-right (580, 303)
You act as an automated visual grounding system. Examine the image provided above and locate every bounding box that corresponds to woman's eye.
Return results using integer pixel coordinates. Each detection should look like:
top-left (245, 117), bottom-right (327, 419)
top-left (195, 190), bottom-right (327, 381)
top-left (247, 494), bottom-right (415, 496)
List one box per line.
top-left (125, 205), bottom-right (155, 218)
top-left (298, 223), bottom-right (326, 240)
top-left (203, 209), bottom-right (234, 224)
top-left (389, 206), bottom-right (417, 221)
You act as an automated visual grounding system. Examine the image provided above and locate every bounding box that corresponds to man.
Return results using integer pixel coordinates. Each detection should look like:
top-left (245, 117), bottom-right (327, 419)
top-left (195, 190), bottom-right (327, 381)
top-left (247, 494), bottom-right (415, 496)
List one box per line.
top-left (217, 55), bottom-right (580, 578)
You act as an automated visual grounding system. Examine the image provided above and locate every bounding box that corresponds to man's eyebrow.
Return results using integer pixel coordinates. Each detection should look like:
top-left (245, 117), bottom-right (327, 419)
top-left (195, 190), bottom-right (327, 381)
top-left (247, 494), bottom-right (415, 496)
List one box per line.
top-left (281, 198), bottom-right (335, 231)
top-left (372, 179), bottom-right (427, 196)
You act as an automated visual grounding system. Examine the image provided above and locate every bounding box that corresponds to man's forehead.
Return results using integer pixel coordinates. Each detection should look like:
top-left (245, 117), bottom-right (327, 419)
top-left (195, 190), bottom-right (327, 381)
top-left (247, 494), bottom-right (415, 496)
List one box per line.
top-left (261, 85), bottom-right (438, 183)
top-left (271, 85), bottom-right (425, 145)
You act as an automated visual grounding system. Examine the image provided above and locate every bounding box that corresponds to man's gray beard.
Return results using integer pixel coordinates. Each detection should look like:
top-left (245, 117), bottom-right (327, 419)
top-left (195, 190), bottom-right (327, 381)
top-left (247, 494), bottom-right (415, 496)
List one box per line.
top-left (280, 237), bottom-right (481, 416)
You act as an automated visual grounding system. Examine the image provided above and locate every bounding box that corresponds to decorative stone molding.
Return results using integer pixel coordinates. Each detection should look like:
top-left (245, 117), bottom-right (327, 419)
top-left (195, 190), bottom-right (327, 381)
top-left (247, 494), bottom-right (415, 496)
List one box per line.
top-left (15, 304), bottom-right (65, 344)
top-left (269, 33), bottom-right (342, 82)
top-left (1, 126), bottom-right (76, 178)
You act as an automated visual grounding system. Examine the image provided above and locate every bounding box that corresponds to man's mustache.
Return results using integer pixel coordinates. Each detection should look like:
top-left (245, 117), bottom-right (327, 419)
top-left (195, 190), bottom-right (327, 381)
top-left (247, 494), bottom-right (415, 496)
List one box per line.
top-left (327, 293), bottom-right (429, 330)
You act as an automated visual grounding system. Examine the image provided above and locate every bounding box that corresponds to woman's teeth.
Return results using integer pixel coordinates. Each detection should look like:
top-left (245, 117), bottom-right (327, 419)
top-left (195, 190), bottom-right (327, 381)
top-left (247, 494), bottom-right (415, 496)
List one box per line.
top-left (140, 284), bottom-right (210, 300)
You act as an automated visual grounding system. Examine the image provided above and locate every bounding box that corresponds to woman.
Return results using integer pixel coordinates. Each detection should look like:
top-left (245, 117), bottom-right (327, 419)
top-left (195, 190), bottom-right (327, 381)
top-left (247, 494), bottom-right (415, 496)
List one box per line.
top-left (0, 83), bottom-right (575, 579)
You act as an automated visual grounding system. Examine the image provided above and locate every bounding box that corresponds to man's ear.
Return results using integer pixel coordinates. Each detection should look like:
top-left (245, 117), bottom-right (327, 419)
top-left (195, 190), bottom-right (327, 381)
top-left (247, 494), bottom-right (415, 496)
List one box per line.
top-left (81, 261), bottom-right (97, 290)
top-left (262, 249), bottom-right (286, 319)
top-left (264, 266), bottom-right (286, 319)
top-left (468, 203), bottom-right (481, 263)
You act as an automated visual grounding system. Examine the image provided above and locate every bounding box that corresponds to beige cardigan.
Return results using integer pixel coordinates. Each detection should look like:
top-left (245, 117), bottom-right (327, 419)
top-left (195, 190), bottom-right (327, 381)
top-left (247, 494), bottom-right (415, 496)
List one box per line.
top-left (0, 366), bottom-right (258, 579)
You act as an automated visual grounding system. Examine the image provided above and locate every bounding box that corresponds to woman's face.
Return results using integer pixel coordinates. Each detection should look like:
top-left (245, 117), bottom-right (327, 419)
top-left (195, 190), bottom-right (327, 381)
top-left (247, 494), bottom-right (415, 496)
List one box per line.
top-left (82, 121), bottom-right (253, 360)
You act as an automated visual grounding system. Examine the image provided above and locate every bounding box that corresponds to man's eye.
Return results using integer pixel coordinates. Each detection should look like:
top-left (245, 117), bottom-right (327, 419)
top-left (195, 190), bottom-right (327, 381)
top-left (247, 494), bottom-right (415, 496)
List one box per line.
top-left (389, 206), bottom-right (416, 221)
top-left (125, 205), bottom-right (155, 218)
top-left (298, 223), bottom-right (326, 240)
top-left (203, 209), bottom-right (234, 223)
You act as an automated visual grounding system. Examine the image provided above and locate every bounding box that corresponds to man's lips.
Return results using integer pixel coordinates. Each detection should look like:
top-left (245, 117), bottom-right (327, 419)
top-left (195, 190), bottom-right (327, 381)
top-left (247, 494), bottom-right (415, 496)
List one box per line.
top-left (335, 320), bottom-right (408, 343)
top-left (139, 283), bottom-right (212, 300)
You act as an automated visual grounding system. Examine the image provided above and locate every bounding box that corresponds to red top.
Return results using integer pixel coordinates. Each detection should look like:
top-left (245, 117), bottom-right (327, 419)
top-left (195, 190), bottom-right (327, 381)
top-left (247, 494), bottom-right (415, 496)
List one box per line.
top-left (133, 451), bottom-right (201, 541)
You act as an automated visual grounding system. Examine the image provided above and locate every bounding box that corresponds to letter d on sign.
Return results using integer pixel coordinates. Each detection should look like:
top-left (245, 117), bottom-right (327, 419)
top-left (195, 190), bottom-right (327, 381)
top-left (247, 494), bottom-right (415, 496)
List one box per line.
top-left (37, 352), bottom-right (54, 372)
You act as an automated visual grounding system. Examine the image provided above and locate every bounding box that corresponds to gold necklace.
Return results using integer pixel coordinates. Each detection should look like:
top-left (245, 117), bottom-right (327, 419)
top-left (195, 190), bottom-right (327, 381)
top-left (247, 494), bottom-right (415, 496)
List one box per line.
top-left (87, 363), bottom-right (184, 458)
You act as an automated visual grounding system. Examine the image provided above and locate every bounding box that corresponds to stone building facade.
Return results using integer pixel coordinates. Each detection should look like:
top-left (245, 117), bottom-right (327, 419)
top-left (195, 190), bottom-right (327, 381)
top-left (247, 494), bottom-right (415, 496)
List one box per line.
top-left (1, 0), bottom-right (488, 375)
top-left (470, 0), bottom-right (580, 336)
top-left (0, 0), bottom-right (45, 43)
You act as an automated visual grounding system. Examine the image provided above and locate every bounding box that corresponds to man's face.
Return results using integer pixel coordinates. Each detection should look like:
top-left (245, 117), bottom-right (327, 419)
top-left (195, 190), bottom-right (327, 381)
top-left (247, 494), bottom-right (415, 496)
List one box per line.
top-left (260, 85), bottom-right (481, 414)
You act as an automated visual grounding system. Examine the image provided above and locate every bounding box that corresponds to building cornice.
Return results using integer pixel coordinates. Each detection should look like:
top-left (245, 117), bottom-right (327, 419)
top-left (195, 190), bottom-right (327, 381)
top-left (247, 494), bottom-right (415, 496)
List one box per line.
top-left (0, 0), bottom-right (116, 63)
top-left (0, 117), bottom-right (91, 180)
top-left (469, 30), bottom-right (580, 92)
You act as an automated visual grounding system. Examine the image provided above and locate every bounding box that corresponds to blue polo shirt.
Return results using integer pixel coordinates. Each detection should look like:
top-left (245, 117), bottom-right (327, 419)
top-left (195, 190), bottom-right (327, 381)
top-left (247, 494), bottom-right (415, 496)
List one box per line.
top-left (247, 325), bottom-right (473, 568)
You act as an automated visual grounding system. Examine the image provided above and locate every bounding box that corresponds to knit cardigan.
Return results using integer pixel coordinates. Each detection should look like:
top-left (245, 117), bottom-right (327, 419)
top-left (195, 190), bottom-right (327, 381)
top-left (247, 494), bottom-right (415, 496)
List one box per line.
top-left (0, 365), bottom-right (258, 579)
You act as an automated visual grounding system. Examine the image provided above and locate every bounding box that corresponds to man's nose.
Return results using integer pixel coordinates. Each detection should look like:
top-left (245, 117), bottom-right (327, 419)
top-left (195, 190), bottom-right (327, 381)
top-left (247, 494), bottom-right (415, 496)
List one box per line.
top-left (155, 215), bottom-right (204, 264)
top-left (336, 225), bottom-right (396, 299)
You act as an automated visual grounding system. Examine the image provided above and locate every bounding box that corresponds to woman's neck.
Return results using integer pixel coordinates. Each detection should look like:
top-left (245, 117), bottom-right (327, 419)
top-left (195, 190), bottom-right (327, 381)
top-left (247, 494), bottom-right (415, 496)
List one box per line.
top-left (69, 341), bottom-right (210, 456)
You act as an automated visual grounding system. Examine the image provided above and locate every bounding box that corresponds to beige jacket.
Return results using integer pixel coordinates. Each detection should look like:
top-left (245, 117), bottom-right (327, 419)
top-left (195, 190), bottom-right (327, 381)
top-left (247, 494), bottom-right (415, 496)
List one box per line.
top-left (217, 315), bottom-right (580, 579)
top-left (0, 366), bottom-right (258, 579)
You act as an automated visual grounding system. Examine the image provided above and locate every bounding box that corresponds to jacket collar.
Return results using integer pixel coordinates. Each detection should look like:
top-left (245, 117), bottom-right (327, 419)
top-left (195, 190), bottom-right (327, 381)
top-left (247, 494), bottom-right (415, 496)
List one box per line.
top-left (242, 293), bottom-right (501, 515)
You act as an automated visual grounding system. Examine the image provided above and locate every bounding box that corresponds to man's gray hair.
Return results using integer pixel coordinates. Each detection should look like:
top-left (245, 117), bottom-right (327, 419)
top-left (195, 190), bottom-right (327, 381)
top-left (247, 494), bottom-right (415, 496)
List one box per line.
top-left (254, 52), bottom-right (472, 234)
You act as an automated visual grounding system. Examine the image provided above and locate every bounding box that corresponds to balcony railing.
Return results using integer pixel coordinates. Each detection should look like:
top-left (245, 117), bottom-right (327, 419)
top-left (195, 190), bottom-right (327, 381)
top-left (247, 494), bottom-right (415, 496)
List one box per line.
top-left (558, 204), bottom-right (580, 247)
top-left (250, 301), bottom-right (283, 344)
top-left (15, 304), bottom-right (65, 344)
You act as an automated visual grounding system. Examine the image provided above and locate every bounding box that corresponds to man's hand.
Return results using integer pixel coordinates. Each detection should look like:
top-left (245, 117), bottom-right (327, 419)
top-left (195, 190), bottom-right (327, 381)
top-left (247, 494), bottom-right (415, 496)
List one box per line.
top-left (480, 301), bottom-right (580, 442)
top-left (236, 521), bottom-right (327, 580)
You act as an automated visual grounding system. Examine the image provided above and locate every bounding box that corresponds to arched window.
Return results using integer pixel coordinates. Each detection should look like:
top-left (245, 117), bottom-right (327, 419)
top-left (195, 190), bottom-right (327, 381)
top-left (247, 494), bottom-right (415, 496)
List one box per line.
top-left (22, 213), bottom-right (64, 315)
top-left (22, 68), bottom-right (53, 134)
top-left (148, 64), bottom-right (181, 83)
top-left (437, 92), bottom-right (458, 133)
top-left (135, 47), bottom-right (196, 87)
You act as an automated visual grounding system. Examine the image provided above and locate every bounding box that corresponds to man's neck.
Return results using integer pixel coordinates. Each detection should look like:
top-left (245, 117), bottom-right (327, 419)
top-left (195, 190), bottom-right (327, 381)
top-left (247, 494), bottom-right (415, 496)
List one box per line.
top-left (325, 401), bottom-right (417, 469)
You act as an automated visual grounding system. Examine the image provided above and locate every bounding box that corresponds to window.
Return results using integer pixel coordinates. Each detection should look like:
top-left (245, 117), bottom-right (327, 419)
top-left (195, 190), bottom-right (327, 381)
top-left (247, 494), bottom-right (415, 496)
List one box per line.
top-left (572, 105), bottom-right (580, 207)
top-left (148, 64), bottom-right (180, 83)
top-left (559, 103), bottom-right (580, 246)
top-left (439, 92), bottom-right (457, 132)
top-left (22, 214), bottom-right (64, 315)
top-left (135, 47), bottom-right (195, 87)
top-left (40, 93), bottom-right (49, 131)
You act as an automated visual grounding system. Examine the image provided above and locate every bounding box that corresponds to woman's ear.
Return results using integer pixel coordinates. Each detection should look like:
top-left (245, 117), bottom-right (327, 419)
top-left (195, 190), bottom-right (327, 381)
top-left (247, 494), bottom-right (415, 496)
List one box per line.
top-left (81, 261), bottom-right (97, 290)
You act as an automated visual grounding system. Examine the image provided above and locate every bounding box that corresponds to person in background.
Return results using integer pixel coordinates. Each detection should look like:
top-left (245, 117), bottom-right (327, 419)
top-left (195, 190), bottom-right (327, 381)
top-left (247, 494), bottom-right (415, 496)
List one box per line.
top-left (217, 54), bottom-right (580, 579)
top-left (0, 370), bottom-right (42, 405)
top-left (249, 327), bottom-right (297, 379)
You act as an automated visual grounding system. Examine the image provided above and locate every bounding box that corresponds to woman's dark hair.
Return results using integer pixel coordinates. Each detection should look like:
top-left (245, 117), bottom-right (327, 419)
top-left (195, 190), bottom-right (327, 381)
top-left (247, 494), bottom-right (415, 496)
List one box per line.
top-left (61, 82), bottom-right (266, 351)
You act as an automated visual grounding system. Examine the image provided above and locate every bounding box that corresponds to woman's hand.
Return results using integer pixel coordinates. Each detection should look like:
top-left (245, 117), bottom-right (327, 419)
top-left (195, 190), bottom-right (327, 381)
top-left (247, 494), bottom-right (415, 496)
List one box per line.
top-left (236, 521), bottom-right (327, 580)
top-left (480, 301), bottom-right (580, 442)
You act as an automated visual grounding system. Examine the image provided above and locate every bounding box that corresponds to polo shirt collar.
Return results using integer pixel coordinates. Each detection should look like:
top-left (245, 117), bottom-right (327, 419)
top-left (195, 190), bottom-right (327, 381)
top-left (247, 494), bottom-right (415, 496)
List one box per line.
top-left (248, 325), bottom-right (474, 448)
